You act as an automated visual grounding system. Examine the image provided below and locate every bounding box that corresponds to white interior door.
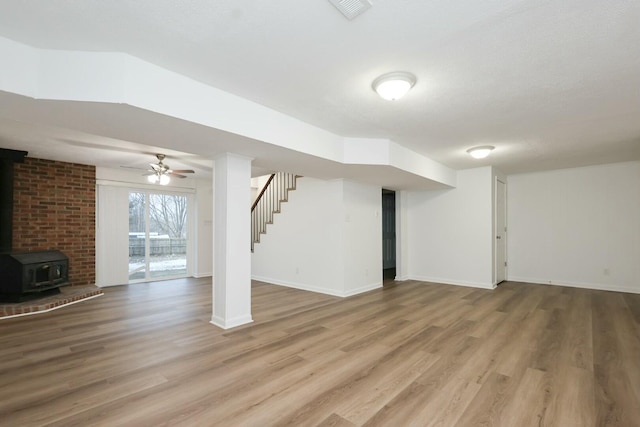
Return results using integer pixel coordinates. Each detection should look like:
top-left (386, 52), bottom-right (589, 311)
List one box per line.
top-left (496, 179), bottom-right (507, 284)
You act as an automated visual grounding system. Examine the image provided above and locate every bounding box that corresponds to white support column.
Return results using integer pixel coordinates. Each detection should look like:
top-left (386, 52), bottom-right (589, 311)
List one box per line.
top-left (210, 153), bottom-right (253, 329)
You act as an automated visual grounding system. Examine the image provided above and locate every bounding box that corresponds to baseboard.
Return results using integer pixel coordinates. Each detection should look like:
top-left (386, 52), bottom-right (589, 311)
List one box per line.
top-left (252, 275), bottom-right (345, 297)
top-left (408, 275), bottom-right (496, 290)
top-left (394, 275), bottom-right (411, 281)
top-left (342, 282), bottom-right (383, 297)
top-left (251, 275), bottom-right (381, 298)
top-left (95, 282), bottom-right (125, 288)
top-left (210, 314), bottom-right (253, 330)
top-left (192, 273), bottom-right (212, 279)
top-left (508, 276), bottom-right (640, 294)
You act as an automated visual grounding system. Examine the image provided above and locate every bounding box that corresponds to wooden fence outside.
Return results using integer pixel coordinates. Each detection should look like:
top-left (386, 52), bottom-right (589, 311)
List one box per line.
top-left (129, 238), bottom-right (187, 256)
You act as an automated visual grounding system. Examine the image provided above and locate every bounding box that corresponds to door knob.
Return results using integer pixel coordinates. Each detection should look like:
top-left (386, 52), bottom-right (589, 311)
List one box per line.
top-left (496, 235), bottom-right (502, 239)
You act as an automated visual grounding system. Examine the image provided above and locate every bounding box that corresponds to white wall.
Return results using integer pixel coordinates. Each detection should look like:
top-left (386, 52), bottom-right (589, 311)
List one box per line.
top-left (250, 175), bottom-right (271, 204)
top-left (508, 161), bottom-right (640, 294)
top-left (251, 177), bottom-right (382, 297)
top-left (251, 178), bottom-right (343, 295)
top-left (342, 180), bottom-right (383, 296)
top-left (405, 167), bottom-right (495, 288)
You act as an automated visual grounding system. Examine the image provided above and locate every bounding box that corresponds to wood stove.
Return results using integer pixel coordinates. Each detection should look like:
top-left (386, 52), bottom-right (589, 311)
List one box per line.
top-left (0, 250), bottom-right (70, 302)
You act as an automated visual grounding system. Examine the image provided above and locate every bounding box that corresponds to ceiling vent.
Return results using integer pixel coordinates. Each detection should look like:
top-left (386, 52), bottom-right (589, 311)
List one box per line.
top-left (328, 0), bottom-right (372, 20)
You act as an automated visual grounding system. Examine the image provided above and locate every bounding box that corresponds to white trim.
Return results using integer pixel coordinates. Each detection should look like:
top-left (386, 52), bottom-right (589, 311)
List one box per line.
top-left (252, 276), bottom-right (345, 297)
top-left (494, 177), bottom-right (507, 285)
top-left (408, 275), bottom-right (496, 290)
top-left (507, 276), bottom-right (640, 295)
top-left (95, 282), bottom-right (125, 288)
top-left (185, 192), bottom-right (196, 278)
top-left (251, 275), bottom-right (382, 298)
top-left (394, 275), bottom-right (411, 281)
top-left (210, 314), bottom-right (253, 330)
top-left (192, 273), bottom-right (212, 279)
top-left (0, 293), bottom-right (103, 320)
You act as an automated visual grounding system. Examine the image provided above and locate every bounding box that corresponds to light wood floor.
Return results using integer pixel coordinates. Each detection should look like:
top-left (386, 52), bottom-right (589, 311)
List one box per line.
top-left (1, 278), bottom-right (639, 426)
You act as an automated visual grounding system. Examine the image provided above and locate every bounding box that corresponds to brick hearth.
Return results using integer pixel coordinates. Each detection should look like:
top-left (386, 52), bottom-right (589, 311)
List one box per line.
top-left (0, 285), bottom-right (103, 319)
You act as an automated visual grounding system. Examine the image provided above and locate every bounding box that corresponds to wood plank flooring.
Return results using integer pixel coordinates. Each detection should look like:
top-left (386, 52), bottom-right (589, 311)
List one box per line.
top-left (1, 278), bottom-right (639, 426)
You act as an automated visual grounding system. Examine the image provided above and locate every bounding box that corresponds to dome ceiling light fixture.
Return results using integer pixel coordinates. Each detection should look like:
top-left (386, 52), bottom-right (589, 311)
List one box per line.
top-left (328, 0), bottom-right (372, 20)
top-left (372, 71), bottom-right (416, 101)
top-left (467, 145), bottom-right (495, 159)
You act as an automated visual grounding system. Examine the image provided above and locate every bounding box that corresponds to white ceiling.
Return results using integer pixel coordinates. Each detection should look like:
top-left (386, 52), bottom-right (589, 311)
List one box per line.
top-left (0, 0), bottom-right (639, 180)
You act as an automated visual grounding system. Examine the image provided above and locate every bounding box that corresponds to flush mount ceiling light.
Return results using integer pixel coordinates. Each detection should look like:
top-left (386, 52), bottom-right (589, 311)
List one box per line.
top-left (372, 72), bottom-right (416, 101)
top-left (467, 146), bottom-right (495, 159)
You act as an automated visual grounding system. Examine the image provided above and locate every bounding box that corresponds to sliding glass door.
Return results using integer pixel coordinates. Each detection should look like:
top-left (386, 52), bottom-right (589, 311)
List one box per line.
top-left (128, 191), bottom-right (189, 282)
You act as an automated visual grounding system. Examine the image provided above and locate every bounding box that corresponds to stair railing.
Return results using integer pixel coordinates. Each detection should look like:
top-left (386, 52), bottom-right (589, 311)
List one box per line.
top-left (251, 173), bottom-right (298, 252)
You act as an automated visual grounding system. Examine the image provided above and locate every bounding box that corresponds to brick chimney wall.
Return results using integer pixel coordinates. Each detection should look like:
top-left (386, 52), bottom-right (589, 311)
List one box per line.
top-left (12, 157), bottom-right (96, 286)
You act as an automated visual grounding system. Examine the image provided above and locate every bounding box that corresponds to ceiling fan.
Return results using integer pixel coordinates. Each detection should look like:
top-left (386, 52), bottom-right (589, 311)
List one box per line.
top-left (145, 154), bottom-right (195, 185)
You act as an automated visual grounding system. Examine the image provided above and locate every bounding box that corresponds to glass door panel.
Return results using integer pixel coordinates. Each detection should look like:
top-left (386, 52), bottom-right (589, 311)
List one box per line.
top-left (148, 193), bottom-right (188, 279)
top-left (129, 191), bottom-right (188, 282)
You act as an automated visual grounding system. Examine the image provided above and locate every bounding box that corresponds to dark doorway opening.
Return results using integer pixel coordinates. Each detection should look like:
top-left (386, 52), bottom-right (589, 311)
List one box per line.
top-left (382, 189), bottom-right (396, 282)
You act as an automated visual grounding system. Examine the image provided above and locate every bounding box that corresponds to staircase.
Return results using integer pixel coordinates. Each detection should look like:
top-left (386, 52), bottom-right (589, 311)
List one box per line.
top-left (251, 173), bottom-right (299, 252)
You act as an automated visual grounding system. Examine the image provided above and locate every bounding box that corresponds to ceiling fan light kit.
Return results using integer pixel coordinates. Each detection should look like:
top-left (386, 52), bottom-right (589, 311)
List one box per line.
top-left (372, 71), bottom-right (416, 101)
top-left (467, 145), bottom-right (495, 159)
top-left (144, 154), bottom-right (195, 185)
top-left (147, 173), bottom-right (171, 185)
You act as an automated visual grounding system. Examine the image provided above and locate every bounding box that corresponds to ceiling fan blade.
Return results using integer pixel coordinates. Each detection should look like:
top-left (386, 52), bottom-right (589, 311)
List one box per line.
top-left (169, 169), bottom-right (195, 174)
top-left (150, 163), bottom-right (161, 171)
top-left (168, 172), bottom-right (187, 179)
